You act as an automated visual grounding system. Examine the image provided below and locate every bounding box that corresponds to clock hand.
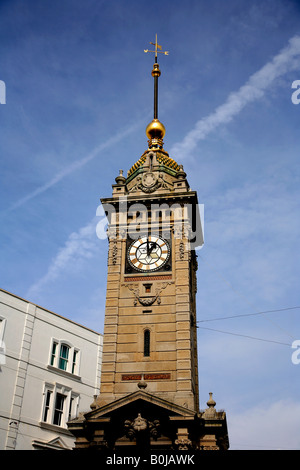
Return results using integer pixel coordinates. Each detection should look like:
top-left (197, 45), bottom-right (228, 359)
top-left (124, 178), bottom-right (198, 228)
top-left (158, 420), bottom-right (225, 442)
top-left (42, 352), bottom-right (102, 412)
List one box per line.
top-left (147, 238), bottom-right (150, 256)
top-left (148, 242), bottom-right (158, 259)
top-left (149, 242), bottom-right (157, 254)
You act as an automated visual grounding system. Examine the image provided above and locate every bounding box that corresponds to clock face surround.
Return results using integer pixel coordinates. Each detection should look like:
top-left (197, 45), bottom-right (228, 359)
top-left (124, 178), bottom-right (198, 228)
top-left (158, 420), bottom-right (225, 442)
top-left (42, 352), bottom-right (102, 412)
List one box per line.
top-left (127, 236), bottom-right (170, 272)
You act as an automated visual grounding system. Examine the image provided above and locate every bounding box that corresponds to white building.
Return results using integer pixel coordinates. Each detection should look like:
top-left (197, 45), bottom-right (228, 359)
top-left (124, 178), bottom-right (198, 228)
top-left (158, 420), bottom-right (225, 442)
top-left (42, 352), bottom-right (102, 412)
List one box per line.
top-left (0, 288), bottom-right (103, 450)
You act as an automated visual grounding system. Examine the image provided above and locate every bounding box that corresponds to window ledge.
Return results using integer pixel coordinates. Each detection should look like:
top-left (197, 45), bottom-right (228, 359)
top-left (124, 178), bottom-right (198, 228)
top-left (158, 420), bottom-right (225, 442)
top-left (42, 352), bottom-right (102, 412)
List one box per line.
top-left (39, 421), bottom-right (73, 436)
top-left (47, 365), bottom-right (82, 382)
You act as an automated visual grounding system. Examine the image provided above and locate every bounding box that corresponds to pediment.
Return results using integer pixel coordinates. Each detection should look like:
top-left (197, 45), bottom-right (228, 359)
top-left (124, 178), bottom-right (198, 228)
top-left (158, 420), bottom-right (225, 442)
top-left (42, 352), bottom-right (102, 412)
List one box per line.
top-left (32, 436), bottom-right (70, 450)
top-left (84, 390), bottom-right (196, 422)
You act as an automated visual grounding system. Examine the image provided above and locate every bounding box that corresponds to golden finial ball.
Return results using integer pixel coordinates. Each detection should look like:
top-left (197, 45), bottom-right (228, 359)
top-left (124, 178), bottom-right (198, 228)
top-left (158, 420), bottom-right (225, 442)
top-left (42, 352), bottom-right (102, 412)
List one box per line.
top-left (146, 119), bottom-right (166, 140)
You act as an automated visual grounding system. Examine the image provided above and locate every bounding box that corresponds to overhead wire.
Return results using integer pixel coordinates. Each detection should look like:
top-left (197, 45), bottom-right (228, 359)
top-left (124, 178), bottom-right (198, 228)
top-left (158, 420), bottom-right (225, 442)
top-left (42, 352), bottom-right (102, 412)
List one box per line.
top-left (197, 254), bottom-right (297, 341)
top-left (197, 306), bottom-right (300, 323)
top-left (196, 254), bottom-right (298, 450)
top-left (197, 326), bottom-right (291, 346)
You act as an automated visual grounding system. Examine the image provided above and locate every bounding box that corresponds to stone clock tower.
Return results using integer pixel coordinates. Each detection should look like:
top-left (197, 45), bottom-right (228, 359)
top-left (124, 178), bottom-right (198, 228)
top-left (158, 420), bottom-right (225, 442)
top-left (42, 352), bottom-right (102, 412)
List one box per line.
top-left (68, 37), bottom-right (229, 452)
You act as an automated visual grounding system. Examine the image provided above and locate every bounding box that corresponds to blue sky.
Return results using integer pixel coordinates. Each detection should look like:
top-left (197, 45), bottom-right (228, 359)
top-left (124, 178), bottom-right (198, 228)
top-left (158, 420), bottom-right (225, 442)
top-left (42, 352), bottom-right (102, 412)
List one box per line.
top-left (1, 0), bottom-right (300, 450)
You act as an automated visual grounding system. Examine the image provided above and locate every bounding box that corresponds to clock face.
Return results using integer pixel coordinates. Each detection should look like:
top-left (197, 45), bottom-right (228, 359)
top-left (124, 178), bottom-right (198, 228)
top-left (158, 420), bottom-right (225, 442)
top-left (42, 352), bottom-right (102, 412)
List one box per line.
top-left (127, 236), bottom-right (170, 272)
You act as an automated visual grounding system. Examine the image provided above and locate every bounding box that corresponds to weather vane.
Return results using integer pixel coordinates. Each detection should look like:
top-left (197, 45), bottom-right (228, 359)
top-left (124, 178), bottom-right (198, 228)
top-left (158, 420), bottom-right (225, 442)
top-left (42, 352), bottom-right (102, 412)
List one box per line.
top-left (144, 34), bottom-right (169, 131)
top-left (144, 34), bottom-right (169, 61)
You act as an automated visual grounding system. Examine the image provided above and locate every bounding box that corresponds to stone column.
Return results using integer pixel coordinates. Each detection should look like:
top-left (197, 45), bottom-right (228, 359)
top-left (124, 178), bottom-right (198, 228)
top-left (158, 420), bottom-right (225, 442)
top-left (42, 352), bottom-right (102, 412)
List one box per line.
top-left (173, 224), bottom-right (194, 410)
top-left (96, 231), bottom-right (123, 406)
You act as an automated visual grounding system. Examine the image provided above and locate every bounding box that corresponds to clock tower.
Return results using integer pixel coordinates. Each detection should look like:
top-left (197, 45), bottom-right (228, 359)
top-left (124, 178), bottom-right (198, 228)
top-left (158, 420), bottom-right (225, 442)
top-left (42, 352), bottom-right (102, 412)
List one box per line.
top-left (68, 37), bottom-right (229, 452)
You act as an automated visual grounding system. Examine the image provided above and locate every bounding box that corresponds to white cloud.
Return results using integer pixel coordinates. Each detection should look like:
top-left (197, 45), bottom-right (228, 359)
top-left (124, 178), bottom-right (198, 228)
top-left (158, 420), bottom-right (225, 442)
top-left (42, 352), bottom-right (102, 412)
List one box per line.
top-left (7, 35), bottom-right (300, 214)
top-left (6, 119), bottom-right (143, 213)
top-left (26, 217), bottom-right (100, 298)
top-left (170, 35), bottom-right (300, 159)
top-left (228, 399), bottom-right (300, 449)
top-left (202, 172), bottom-right (300, 303)
top-left (197, 328), bottom-right (299, 450)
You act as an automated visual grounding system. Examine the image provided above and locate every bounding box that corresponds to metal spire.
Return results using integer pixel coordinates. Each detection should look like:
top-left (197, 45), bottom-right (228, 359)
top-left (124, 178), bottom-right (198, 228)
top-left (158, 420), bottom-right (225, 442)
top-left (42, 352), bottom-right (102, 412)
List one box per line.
top-left (144, 34), bottom-right (169, 119)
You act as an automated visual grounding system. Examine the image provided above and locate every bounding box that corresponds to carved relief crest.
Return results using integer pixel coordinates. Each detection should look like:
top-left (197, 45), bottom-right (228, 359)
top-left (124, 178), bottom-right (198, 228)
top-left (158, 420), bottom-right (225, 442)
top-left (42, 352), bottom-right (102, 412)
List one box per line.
top-left (124, 414), bottom-right (161, 441)
top-left (123, 281), bottom-right (172, 306)
top-left (129, 172), bottom-right (172, 193)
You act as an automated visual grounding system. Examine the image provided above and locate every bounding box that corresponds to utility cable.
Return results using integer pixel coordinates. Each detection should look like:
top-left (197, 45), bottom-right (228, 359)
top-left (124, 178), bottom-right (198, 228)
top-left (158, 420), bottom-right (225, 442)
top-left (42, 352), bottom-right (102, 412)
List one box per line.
top-left (198, 254), bottom-right (296, 340)
top-left (197, 306), bottom-right (300, 323)
top-left (197, 326), bottom-right (291, 346)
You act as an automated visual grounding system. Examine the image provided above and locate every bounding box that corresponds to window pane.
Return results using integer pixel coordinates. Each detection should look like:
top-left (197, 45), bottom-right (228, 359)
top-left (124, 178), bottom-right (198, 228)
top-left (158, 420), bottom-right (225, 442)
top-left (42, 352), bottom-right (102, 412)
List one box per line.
top-left (50, 342), bottom-right (57, 366)
top-left (72, 350), bottom-right (77, 374)
top-left (68, 397), bottom-right (74, 421)
top-left (60, 344), bottom-right (69, 359)
top-left (43, 390), bottom-right (52, 422)
top-left (58, 344), bottom-right (69, 370)
top-left (53, 393), bottom-right (65, 426)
